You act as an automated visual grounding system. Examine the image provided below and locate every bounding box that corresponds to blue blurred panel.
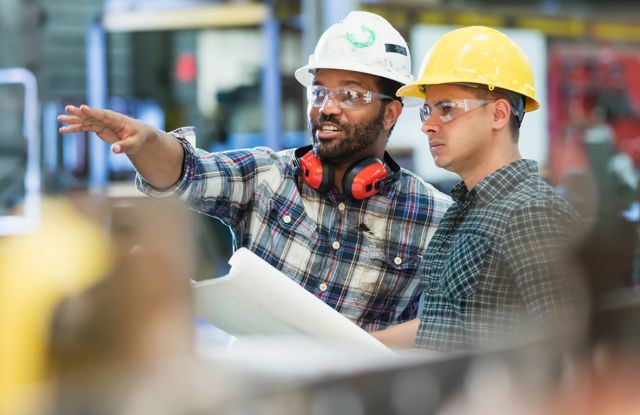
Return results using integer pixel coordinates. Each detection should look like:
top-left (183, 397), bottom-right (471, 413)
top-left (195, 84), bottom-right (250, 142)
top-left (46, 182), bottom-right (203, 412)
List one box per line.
top-left (62, 132), bottom-right (86, 173)
top-left (42, 101), bottom-right (62, 173)
top-left (261, 3), bottom-right (281, 151)
top-left (87, 20), bottom-right (109, 189)
top-left (280, 131), bottom-right (308, 150)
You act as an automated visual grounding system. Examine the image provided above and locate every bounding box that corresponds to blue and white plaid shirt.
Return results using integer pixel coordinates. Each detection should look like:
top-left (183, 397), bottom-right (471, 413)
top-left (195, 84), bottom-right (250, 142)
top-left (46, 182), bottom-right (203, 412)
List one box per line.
top-left (137, 128), bottom-right (452, 331)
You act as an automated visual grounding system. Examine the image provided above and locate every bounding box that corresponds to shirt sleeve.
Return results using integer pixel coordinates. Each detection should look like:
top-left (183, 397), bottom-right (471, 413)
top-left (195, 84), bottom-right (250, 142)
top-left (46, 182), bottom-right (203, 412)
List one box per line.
top-left (136, 128), bottom-right (290, 229)
top-left (503, 200), bottom-right (582, 323)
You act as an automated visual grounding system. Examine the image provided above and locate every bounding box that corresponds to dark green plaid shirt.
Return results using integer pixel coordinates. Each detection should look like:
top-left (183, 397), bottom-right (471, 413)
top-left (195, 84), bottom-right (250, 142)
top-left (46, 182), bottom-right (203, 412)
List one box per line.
top-left (416, 159), bottom-right (581, 351)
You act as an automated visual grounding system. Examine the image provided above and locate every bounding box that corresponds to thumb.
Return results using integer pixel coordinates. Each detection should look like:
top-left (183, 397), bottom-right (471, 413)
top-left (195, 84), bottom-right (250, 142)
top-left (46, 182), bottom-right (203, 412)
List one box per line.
top-left (111, 141), bottom-right (127, 154)
top-left (111, 138), bottom-right (140, 155)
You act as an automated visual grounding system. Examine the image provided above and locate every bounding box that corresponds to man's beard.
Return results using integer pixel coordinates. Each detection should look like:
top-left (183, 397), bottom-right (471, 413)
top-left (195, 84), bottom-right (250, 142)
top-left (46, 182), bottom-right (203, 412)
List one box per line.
top-left (309, 108), bottom-right (385, 164)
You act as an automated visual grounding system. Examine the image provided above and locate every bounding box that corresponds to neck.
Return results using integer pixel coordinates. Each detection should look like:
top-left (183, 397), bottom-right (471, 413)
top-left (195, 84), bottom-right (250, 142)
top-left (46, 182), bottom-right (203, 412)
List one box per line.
top-left (461, 143), bottom-right (521, 189)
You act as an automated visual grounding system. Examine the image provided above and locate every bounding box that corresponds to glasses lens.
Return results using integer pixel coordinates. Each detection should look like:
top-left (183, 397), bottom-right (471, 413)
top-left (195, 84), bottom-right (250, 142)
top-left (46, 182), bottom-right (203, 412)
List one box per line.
top-left (334, 88), bottom-right (355, 108)
top-left (419, 99), bottom-right (494, 124)
top-left (308, 86), bottom-right (326, 107)
top-left (308, 86), bottom-right (384, 109)
top-left (419, 104), bottom-right (431, 123)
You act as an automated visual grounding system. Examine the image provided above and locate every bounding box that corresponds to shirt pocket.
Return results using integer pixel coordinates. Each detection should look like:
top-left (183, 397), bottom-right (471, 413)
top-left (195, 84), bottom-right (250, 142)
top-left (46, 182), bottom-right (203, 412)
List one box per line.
top-left (257, 197), bottom-right (320, 279)
top-left (354, 241), bottom-right (422, 295)
top-left (267, 198), bottom-right (317, 238)
top-left (440, 233), bottom-right (490, 299)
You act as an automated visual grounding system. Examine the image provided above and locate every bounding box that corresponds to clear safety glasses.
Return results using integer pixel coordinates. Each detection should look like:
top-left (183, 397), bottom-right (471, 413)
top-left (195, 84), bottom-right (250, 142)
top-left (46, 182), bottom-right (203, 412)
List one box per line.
top-left (307, 85), bottom-right (394, 109)
top-left (419, 99), bottom-right (495, 124)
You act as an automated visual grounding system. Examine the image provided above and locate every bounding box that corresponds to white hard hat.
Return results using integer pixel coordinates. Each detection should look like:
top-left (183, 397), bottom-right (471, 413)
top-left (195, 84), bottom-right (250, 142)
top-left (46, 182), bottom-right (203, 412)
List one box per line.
top-left (295, 11), bottom-right (413, 87)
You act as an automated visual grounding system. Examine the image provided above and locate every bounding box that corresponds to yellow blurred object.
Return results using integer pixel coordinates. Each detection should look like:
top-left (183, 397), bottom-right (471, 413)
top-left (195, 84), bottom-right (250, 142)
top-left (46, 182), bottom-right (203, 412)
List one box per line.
top-left (0, 198), bottom-right (113, 415)
top-left (397, 25), bottom-right (540, 112)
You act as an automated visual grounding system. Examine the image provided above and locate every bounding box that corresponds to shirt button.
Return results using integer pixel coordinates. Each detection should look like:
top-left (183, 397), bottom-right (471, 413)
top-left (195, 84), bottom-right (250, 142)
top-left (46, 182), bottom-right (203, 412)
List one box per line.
top-left (332, 241), bottom-right (341, 250)
top-left (338, 202), bottom-right (346, 211)
top-left (319, 282), bottom-right (328, 292)
top-left (394, 256), bottom-right (403, 265)
top-left (282, 215), bottom-right (291, 224)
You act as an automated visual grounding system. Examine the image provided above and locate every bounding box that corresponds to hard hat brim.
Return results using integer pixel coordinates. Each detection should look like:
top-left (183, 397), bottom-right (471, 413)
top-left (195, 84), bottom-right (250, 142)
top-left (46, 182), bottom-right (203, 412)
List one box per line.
top-left (396, 82), bottom-right (425, 99)
top-left (396, 81), bottom-right (540, 112)
top-left (294, 62), bottom-right (413, 88)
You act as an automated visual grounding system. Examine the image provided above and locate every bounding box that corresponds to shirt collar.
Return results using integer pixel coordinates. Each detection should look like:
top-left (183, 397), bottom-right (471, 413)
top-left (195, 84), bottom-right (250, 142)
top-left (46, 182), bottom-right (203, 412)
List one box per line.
top-left (452, 159), bottom-right (539, 205)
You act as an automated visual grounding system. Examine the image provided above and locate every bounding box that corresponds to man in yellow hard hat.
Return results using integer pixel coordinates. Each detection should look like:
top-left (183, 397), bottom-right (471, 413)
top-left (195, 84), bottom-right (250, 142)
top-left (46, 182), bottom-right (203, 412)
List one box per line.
top-left (371, 26), bottom-right (586, 351)
top-left (58, 11), bottom-right (451, 333)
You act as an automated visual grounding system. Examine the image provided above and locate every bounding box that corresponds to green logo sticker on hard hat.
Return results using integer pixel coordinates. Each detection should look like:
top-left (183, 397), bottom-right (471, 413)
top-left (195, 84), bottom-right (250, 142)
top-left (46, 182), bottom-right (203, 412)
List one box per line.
top-left (346, 25), bottom-right (375, 48)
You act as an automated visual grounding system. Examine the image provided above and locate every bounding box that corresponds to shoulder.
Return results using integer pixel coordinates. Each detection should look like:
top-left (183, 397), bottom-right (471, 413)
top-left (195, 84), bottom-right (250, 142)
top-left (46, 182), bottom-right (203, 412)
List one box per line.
top-left (399, 168), bottom-right (453, 206)
top-left (471, 174), bottom-right (578, 240)
top-left (498, 177), bottom-right (580, 241)
top-left (197, 146), bottom-right (294, 173)
top-left (512, 176), bottom-right (577, 217)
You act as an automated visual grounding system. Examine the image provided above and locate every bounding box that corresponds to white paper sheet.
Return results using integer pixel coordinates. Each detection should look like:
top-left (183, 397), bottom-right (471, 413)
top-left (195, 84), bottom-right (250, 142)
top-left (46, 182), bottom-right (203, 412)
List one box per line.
top-left (192, 248), bottom-right (390, 352)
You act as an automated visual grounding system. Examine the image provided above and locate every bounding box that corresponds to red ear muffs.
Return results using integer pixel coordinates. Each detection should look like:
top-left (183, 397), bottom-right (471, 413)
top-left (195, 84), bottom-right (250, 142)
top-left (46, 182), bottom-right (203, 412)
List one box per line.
top-left (343, 152), bottom-right (401, 200)
top-left (294, 145), bottom-right (334, 193)
top-left (295, 146), bottom-right (400, 199)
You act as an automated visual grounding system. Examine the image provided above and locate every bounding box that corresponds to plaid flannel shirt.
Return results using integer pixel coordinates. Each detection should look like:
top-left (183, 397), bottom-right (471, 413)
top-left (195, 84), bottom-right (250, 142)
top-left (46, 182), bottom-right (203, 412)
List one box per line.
top-left (417, 159), bottom-right (581, 351)
top-left (137, 128), bottom-right (452, 331)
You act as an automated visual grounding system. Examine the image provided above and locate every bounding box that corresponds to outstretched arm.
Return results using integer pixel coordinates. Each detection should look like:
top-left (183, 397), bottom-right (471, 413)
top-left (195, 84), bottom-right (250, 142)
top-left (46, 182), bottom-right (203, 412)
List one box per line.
top-left (58, 105), bottom-right (184, 189)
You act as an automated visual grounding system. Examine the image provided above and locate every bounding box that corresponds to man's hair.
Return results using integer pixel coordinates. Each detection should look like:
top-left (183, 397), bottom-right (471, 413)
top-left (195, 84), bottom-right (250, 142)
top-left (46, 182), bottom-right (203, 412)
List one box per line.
top-left (377, 77), bottom-right (404, 103)
top-left (376, 77), bottom-right (404, 136)
top-left (460, 84), bottom-right (523, 143)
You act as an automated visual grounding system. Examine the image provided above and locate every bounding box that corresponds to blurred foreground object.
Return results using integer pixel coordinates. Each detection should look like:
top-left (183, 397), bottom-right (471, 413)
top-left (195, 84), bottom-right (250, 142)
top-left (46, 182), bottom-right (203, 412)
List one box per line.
top-left (47, 196), bottom-right (202, 414)
top-left (0, 198), bottom-right (113, 415)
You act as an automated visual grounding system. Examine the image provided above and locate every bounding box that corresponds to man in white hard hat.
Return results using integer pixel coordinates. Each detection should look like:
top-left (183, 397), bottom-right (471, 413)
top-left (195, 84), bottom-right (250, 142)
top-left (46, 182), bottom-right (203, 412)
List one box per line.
top-left (59, 11), bottom-right (451, 332)
top-left (371, 26), bottom-right (586, 351)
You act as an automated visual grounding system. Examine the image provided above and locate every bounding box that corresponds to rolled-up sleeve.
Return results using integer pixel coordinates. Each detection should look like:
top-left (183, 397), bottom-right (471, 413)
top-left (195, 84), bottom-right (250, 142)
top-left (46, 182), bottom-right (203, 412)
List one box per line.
top-left (136, 127), bottom-right (288, 229)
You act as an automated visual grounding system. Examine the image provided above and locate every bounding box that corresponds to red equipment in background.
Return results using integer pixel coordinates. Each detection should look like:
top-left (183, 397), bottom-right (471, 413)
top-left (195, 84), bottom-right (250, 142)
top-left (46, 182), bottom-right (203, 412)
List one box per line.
top-left (547, 42), bottom-right (640, 186)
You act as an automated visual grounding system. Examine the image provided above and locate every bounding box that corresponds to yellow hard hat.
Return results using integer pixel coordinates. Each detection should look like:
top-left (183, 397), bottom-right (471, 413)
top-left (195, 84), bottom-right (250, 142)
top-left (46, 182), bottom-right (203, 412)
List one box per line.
top-left (397, 26), bottom-right (539, 112)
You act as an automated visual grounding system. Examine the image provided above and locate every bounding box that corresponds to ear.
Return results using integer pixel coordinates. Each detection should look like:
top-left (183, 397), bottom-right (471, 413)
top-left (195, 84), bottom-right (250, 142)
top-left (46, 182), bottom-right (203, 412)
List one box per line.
top-left (492, 98), bottom-right (511, 130)
top-left (383, 100), bottom-right (403, 131)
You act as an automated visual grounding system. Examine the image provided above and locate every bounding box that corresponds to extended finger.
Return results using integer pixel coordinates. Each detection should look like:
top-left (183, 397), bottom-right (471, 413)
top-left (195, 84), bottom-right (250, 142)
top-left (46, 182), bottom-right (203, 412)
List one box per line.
top-left (79, 105), bottom-right (120, 124)
top-left (59, 123), bottom-right (100, 134)
top-left (59, 124), bottom-right (84, 134)
top-left (64, 105), bottom-right (84, 116)
top-left (57, 114), bottom-right (85, 125)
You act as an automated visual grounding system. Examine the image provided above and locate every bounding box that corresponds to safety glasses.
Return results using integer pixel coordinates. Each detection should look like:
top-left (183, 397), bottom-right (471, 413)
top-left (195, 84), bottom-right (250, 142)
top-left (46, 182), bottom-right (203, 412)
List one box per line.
top-left (419, 99), bottom-right (495, 123)
top-left (307, 85), bottom-right (393, 109)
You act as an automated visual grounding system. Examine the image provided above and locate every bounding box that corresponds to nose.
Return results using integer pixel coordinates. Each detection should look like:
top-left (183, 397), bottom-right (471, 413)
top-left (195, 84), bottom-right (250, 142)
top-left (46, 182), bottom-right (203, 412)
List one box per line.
top-left (421, 117), bottom-right (440, 136)
top-left (319, 94), bottom-right (342, 116)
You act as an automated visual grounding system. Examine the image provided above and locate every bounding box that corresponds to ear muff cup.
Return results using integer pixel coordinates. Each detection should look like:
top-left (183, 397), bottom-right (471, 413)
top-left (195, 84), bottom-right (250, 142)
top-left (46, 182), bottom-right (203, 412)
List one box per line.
top-left (342, 157), bottom-right (389, 200)
top-left (295, 146), bottom-right (335, 193)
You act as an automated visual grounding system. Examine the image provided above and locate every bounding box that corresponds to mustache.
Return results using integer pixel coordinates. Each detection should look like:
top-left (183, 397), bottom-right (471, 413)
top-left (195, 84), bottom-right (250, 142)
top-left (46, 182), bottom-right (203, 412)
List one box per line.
top-left (310, 114), bottom-right (347, 131)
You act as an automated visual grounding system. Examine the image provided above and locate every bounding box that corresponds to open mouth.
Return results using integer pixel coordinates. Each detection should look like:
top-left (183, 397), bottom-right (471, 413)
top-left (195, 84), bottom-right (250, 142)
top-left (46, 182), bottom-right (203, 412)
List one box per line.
top-left (316, 123), bottom-right (343, 139)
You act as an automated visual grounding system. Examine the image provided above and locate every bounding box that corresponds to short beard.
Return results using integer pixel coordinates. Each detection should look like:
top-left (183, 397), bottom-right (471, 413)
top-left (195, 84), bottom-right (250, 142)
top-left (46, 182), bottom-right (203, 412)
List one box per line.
top-left (309, 107), bottom-right (386, 164)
